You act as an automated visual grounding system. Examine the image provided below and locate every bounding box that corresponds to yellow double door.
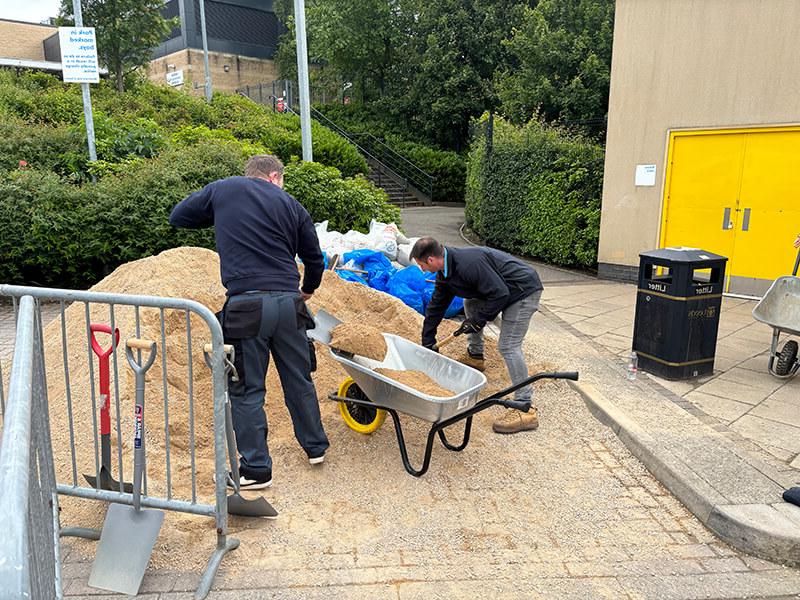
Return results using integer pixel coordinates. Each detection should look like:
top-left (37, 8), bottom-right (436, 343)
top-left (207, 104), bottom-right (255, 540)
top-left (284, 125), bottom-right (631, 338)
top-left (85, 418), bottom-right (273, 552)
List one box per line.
top-left (661, 127), bottom-right (800, 296)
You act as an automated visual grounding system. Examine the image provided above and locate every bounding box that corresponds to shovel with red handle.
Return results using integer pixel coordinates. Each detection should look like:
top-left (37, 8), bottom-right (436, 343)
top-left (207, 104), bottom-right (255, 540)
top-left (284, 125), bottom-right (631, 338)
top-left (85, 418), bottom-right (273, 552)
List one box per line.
top-left (83, 323), bottom-right (133, 493)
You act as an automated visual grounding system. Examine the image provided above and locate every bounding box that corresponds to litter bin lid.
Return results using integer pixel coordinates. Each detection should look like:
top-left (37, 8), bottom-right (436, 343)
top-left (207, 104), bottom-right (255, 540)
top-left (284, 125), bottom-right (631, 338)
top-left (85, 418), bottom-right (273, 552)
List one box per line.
top-left (640, 247), bottom-right (728, 264)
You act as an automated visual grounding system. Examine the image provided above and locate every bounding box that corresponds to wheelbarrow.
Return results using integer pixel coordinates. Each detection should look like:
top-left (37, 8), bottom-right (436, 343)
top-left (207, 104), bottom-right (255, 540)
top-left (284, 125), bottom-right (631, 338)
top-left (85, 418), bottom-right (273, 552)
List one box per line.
top-left (309, 309), bottom-right (579, 477)
top-left (752, 248), bottom-right (800, 378)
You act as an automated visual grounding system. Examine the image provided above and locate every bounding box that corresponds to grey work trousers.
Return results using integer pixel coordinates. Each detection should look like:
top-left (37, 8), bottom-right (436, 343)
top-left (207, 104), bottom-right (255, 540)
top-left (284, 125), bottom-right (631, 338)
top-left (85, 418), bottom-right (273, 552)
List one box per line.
top-left (463, 290), bottom-right (542, 403)
top-left (224, 291), bottom-right (328, 479)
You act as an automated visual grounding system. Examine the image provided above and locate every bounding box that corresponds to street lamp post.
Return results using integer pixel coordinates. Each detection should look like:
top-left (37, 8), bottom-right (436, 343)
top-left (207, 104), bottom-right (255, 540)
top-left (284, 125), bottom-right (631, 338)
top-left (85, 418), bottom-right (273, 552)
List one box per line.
top-left (293, 0), bottom-right (313, 161)
top-left (198, 0), bottom-right (212, 102)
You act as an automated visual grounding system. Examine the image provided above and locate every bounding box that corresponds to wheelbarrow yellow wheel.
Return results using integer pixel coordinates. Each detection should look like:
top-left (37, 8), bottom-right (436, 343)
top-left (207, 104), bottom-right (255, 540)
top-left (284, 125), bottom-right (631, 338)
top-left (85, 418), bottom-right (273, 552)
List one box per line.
top-left (337, 377), bottom-right (386, 434)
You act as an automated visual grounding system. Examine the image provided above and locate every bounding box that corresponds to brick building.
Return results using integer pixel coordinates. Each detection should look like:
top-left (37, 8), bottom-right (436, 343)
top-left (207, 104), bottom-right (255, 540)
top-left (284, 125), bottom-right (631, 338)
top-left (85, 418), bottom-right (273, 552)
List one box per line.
top-left (0, 0), bottom-right (282, 93)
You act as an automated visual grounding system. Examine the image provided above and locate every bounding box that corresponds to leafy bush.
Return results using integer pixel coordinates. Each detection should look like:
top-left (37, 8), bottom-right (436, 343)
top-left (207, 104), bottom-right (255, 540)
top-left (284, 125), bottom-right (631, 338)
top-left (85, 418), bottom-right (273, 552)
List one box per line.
top-left (284, 161), bottom-right (400, 232)
top-left (210, 94), bottom-right (368, 177)
top-left (465, 114), bottom-right (603, 269)
top-left (0, 140), bottom-right (398, 288)
top-left (0, 118), bottom-right (86, 176)
top-left (0, 71), bottom-right (367, 179)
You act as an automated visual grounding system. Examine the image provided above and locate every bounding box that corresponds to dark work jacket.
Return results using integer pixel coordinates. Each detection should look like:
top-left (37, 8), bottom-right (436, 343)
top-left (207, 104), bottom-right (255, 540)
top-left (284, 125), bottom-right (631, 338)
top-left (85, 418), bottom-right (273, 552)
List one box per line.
top-left (421, 246), bottom-right (543, 347)
top-left (169, 176), bottom-right (324, 296)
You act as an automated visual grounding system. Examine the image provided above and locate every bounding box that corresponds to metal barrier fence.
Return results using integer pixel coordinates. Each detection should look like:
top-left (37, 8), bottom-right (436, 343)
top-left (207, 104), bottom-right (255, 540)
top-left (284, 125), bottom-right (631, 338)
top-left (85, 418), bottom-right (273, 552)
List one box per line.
top-left (0, 296), bottom-right (62, 599)
top-left (0, 284), bottom-right (237, 599)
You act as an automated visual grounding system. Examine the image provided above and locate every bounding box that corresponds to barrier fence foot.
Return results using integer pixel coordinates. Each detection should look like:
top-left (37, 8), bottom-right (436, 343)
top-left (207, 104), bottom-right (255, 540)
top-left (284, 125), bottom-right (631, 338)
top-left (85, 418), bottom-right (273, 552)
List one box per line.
top-left (59, 526), bottom-right (101, 540)
top-left (194, 536), bottom-right (240, 600)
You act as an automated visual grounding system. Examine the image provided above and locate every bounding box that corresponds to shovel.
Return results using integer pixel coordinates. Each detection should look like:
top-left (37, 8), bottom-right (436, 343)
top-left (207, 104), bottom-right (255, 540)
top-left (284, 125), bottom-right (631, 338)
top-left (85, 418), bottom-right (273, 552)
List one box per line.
top-left (203, 343), bottom-right (278, 518)
top-left (89, 338), bottom-right (164, 596)
top-left (84, 323), bottom-right (133, 493)
top-left (306, 309), bottom-right (359, 359)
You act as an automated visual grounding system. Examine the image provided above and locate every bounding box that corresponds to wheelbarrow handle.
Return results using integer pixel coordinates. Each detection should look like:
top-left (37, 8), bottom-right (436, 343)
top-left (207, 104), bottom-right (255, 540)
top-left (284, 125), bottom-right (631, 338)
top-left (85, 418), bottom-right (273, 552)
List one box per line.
top-left (500, 399), bottom-right (532, 412)
top-left (793, 247), bottom-right (800, 277)
top-left (484, 371), bottom-right (579, 401)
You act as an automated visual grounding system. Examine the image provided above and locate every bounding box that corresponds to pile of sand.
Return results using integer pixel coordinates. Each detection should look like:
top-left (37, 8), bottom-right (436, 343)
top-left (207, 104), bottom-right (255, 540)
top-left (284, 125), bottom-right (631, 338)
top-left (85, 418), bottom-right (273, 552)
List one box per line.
top-left (374, 368), bottom-right (454, 397)
top-left (330, 322), bottom-right (387, 361)
top-left (3, 246), bottom-right (522, 568)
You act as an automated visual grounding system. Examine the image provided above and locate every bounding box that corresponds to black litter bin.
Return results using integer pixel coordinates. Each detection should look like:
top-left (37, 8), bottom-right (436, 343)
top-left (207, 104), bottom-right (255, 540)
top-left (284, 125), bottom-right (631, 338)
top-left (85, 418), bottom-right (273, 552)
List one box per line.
top-left (632, 248), bottom-right (727, 380)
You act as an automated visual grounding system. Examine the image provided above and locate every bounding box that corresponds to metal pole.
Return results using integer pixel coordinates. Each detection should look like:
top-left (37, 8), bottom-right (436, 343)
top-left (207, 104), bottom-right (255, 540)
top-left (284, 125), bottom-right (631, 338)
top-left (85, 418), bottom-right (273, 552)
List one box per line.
top-left (293, 0), bottom-right (313, 161)
top-left (198, 0), bottom-right (212, 103)
top-left (72, 0), bottom-right (97, 162)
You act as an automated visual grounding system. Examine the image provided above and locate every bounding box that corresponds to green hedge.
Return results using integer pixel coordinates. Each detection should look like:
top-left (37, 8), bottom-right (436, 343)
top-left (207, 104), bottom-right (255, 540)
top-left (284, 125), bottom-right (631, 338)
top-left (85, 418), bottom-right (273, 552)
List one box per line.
top-left (0, 139), bottom-right (398, 288)
top-left (465, 115), bottom-right (603, 269)
top-left (284, 162), bottom-right (399, 232)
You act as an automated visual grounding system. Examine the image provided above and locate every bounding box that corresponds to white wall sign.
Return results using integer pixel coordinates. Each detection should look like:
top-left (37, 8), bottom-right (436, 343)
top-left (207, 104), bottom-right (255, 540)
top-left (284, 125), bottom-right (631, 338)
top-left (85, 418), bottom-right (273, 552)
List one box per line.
top-left (165, 70), bottom-right (184, 87)
top-left (58, 27), bottom-right (100, 83)
top-left (635, 164), bottom-right (657, 187)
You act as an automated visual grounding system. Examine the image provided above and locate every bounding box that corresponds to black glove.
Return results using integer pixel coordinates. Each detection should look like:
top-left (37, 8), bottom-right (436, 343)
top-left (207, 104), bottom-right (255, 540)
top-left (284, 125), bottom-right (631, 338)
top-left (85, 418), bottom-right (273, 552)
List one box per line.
top-left (456, 318), bottom-right (484, 336)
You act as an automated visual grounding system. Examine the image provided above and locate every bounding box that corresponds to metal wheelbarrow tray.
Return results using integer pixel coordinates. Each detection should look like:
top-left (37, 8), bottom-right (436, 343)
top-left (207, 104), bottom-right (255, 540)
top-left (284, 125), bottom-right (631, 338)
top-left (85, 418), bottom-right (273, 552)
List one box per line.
top-left (753, 275), bottom-right (800, 378)
top-left (325, 333), bottom-right (578, 476)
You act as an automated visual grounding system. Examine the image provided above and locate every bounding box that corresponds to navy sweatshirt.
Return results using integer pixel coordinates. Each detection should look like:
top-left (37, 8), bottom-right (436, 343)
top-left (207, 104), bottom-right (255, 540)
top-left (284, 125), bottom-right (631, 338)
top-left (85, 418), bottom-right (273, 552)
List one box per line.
top-left (169, 176), bottom-right (324, 296)
top-left (421, 246), bottom-right (543, 347)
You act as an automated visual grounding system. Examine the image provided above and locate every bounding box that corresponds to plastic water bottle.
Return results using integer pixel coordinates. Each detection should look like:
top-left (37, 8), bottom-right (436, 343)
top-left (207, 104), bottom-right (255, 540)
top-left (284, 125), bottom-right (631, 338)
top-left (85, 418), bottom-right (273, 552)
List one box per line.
top-left (627, 351), bottom-right (638, 380)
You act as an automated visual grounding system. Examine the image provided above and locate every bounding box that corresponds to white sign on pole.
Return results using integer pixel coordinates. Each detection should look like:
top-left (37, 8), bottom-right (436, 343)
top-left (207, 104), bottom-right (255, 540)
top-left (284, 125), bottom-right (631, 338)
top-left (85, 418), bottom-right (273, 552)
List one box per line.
top-left (165, 70), bottom-right (184, 87)
top-left (58, 27), bottom-right (100, 83)
top-left (635, 164), bottom-right (657, 187)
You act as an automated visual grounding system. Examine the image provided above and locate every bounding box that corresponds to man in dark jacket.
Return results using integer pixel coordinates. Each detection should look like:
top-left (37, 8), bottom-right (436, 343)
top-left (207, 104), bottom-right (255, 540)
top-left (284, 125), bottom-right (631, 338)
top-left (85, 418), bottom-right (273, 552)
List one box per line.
top-left (411, 237), bottom-right (544, 434)
top-left (170, 154), bottom-right (328, 490)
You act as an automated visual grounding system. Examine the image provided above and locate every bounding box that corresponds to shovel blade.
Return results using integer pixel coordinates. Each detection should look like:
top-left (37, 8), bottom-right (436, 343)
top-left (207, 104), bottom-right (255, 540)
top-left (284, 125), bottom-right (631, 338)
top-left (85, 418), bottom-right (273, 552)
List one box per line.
top-left (227, 492), bottom-right (278, 518)
top-left (89, 503), bottom-right (164, 595)
top-left (307, 309), bottom-right (342, 346)
top-left (84, 466), bottom-right (134, 493)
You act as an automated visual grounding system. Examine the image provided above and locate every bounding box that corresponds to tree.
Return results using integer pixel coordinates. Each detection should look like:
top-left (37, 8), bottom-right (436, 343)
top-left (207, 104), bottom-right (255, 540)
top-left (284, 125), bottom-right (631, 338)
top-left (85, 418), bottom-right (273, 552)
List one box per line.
top-left (275, 0), bottom-right (410, 103)
top-left (397, 0), bottom-right (524, 150)
top-left (496, 0), bottom-right (615, 139)
top-left (59, 0), bottom-right (176, 92)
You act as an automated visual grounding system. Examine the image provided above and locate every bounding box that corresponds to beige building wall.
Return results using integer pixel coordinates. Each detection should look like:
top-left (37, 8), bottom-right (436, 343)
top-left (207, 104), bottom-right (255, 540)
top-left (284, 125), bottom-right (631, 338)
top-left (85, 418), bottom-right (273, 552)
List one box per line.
top-left (598, 0), bottom-right (800, 279)
top-left (0, 19), bottom-right (56, 61)
top-left (147, 49), bottom-right (278, 95)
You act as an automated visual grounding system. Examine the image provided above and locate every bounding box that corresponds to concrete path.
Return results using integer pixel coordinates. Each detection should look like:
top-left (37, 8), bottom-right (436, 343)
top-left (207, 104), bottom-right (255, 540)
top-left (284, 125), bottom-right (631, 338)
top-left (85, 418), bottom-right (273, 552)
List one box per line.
top-left (403, 205), bottom-right (800, 566)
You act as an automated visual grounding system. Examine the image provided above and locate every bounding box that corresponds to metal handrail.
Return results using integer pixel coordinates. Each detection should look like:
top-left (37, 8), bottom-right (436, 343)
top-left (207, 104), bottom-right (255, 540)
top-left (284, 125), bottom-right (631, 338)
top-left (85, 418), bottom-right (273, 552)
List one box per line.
top-left (349, 132), bottom-right (434, 191)
top-left (308, 108), bottom-right (434, 201)
top-left (234, 86), bottom-right (433, 205)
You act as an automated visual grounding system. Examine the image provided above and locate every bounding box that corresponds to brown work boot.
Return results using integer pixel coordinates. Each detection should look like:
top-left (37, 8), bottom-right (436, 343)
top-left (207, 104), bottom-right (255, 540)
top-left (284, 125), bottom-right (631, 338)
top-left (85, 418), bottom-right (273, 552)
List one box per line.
top-left (460, 352), bottom-right (485, 372)
top-left (492, 407), bottom-right (539, 434)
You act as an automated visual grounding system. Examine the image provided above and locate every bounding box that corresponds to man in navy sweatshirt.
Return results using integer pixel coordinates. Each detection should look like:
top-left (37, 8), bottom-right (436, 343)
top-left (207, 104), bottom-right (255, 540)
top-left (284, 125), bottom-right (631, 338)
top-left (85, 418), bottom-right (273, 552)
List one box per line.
top-left (170, 154), bottom-right (328, 490)
top-left (411, 237), bottom-right (544, 435)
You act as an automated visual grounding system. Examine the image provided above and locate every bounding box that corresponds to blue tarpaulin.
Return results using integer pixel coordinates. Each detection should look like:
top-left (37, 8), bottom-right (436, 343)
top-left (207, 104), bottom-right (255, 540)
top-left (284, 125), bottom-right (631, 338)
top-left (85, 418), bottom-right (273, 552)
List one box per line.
top-left (339, 249), bottom-right (463, 318)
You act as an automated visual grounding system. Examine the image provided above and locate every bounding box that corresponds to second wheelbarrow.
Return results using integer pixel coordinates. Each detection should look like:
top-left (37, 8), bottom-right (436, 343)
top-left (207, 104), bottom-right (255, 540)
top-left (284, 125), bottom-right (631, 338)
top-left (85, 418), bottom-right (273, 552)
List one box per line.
top-left (752, 247), bottom-right (800, 378)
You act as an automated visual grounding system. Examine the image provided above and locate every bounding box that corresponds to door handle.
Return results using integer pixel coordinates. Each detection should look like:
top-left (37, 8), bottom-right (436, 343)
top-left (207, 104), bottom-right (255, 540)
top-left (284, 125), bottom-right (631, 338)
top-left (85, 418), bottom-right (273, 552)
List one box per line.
top-left (722, 207), bottom-right (733, 230)
top-left (741, 208), bottom-right (751, 231)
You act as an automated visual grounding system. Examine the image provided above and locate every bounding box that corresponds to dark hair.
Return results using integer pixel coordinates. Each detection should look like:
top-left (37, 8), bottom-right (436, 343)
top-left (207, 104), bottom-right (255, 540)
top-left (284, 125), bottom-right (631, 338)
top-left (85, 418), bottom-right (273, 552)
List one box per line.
top-left (245, 154), bottom-right (284, 178)
top-left (409, 237), bottom-right (444, 262)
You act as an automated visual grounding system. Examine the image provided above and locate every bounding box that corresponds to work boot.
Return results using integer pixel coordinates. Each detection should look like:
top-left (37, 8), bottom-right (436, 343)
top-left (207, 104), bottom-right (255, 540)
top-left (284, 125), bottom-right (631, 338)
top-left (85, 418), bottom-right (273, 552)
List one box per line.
top-left (460, 351), bottom-right (485, 372)
top-left (492, 407), bottom-right (539, 434)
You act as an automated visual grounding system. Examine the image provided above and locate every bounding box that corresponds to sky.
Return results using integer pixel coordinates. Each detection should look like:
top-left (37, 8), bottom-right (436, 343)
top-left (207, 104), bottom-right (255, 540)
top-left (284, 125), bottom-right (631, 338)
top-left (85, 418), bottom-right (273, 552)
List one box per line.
top-left (0, 0), bottom-right (62, 24)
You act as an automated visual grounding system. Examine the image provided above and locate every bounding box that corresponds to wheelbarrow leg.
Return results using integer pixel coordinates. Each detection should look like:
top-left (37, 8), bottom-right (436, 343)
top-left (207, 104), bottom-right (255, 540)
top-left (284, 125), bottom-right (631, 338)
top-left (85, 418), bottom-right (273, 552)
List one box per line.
top-left (767, 328), bottom-right (781, 375)
top-left (385, 408), bottom-right (438, 478)
top-left (437, 417), bottom-right (473, 452)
